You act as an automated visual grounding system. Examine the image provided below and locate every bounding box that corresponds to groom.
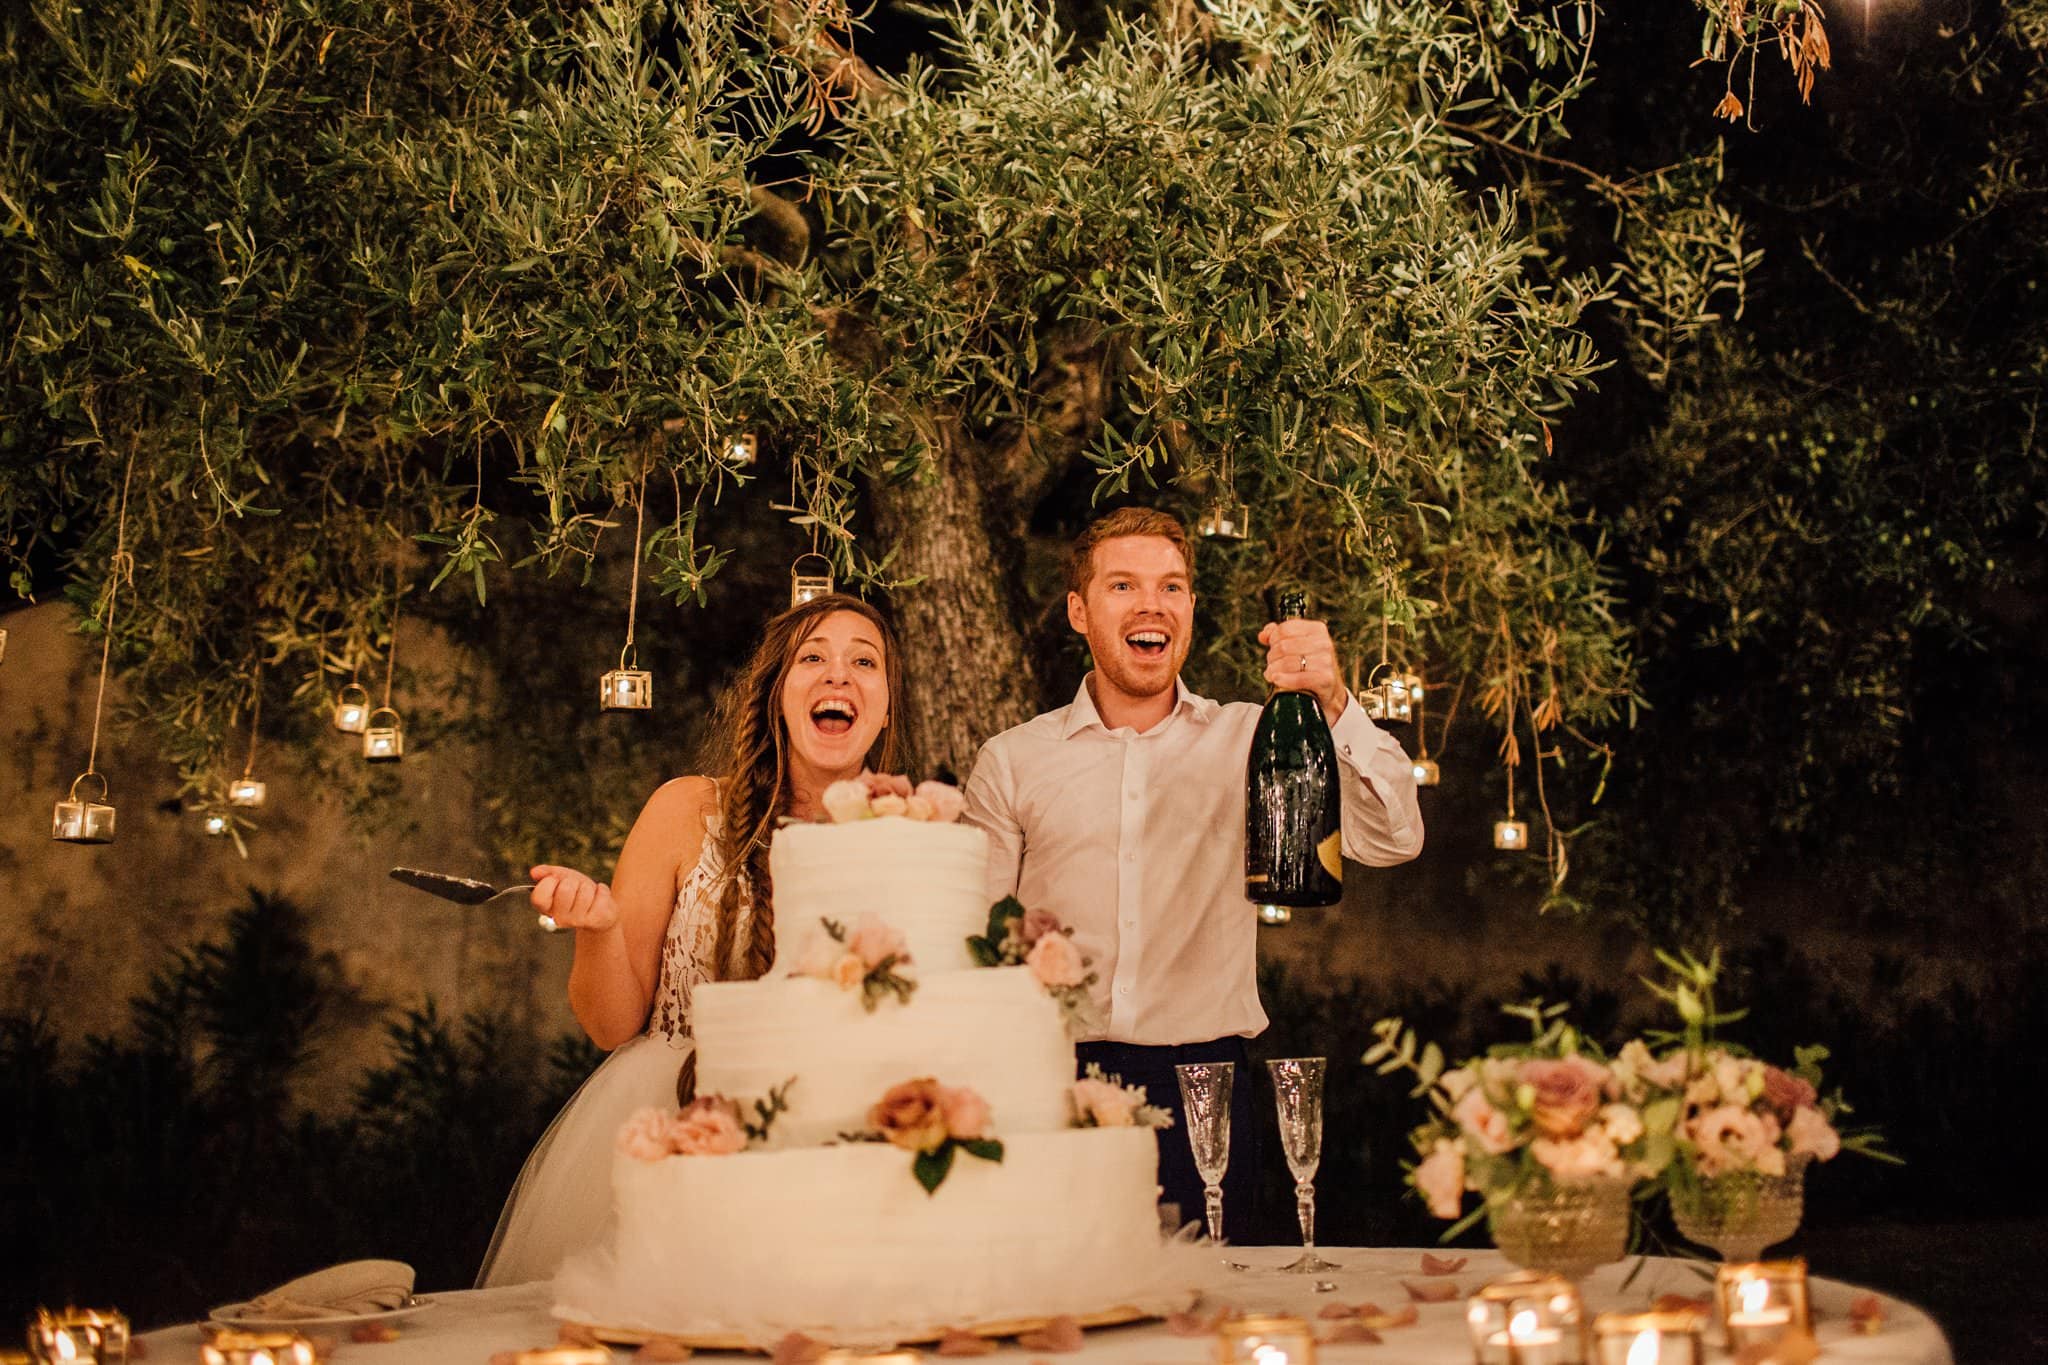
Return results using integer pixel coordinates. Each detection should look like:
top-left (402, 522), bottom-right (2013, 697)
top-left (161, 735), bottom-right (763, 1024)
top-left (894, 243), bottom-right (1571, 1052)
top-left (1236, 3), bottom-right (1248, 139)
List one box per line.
top-left (963, 507), bottom-right (1424, 1242)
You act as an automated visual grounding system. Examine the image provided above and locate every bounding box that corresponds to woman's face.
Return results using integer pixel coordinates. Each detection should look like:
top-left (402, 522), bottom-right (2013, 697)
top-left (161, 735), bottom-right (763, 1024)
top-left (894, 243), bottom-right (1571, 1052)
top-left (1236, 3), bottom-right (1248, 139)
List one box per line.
top-left (779, 609), bottom-right (892, 780)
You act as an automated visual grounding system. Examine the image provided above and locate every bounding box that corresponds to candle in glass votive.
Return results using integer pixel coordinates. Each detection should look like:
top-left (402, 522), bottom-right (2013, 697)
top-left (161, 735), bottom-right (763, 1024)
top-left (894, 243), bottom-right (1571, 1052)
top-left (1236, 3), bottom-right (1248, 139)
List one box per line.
top-left (199, 1329), bottom-right (316, 1365)
top-left (27, 1309), bottom-right (130, 1365)
top-left (489, 1351), bottom-right (613, 1365)
top-left (1467, 1273), bottom-right (1586, 1365)
top-left (1590, 1311), bottom-right (1705, 1365)
top-left (1218, 1313), bottom-right (1317, 1365)
top-left (1715, 1259), bottom-right (1809, 1351)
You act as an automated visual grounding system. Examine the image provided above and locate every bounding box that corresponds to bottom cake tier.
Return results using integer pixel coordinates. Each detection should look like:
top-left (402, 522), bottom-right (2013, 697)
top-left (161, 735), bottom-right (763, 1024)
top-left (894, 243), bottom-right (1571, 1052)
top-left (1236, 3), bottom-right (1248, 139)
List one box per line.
top-left (554, 1126), bottom-right (1182, 1346)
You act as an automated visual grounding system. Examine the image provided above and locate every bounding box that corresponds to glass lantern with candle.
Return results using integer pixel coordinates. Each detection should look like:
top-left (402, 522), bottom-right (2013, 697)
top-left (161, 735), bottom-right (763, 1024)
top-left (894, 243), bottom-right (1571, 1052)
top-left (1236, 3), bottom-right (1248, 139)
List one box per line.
top-left (1413, 757), bottom-right (1441, 786)
top-left (332, 682), bottom-right (371, 734)
top-left (600, 665), bottom-right (654, 711)
top-left (1218, 1313), bottom-right (1316, 1365)
top-left (790, 553), bottom-right (835, 609)
top-left (1198, 500), bottom-right (1251, 542)
top-left (1466, 1273), bottom-right (1586, 1365)
top-left (1494, 817), bottom-right (1529, 850)
top-left (493, 1351), bottom-right (613, 1365)
top-left (52, 772), bottom-right (116, 844)
top-left (724, 432), bottom-right (759, 467)
top-left (363, 707), bottom-right (404, 762)
top-left (1715, 1259), bottom-right (1809, 1352)
top-left (1590, 1311), bottom-right (1704, 1365)
top-left (200, 1329), bottom-right (316, 1365)
top-left (204, 811), bottom-right (231, 837)
top-left (28, 1308), bottom-right (129, 1365)
top-left (228, 777), bottom-right (267, 808)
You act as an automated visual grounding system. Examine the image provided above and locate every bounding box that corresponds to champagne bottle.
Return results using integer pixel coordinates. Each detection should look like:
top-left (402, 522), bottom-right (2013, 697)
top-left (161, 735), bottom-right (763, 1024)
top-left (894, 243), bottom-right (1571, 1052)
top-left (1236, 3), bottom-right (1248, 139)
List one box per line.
top-left (1244, 590), bottom-right (1343, 908)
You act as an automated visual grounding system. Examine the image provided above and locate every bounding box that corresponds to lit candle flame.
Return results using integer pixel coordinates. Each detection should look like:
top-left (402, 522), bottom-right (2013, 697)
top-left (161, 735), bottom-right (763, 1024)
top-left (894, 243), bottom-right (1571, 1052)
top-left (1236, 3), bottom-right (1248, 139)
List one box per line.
top-left (1252, 1344), bottom-right (1291, 1365)
top-left (54, 1330), bottom-right (78, 1362)
top-left (1509, 1309), bottom-right (1540, 1340)
top-left (1739, 1277), bottom-right (1770, 1315)
top-left (1626, 1327), bottom-right (1662, 1365)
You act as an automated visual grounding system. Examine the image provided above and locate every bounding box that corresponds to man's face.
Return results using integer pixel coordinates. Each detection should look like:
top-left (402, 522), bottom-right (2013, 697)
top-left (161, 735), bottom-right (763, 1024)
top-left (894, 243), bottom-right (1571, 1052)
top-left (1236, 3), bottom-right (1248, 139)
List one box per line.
top-left (1067, 535), bottom-right (1195, 701)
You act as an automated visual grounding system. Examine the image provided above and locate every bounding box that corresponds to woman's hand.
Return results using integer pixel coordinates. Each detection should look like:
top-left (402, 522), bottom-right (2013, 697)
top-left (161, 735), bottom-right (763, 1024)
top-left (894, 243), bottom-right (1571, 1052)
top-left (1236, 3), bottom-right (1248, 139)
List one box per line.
top-left (530, 864), bottom-right (621, 933)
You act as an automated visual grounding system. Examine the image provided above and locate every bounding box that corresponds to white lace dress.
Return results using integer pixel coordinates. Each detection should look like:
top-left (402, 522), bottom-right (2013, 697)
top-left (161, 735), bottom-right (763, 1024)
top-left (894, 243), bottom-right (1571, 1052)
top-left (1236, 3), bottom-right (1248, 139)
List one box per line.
top-left (475, 819), bottom-right (736, 1287)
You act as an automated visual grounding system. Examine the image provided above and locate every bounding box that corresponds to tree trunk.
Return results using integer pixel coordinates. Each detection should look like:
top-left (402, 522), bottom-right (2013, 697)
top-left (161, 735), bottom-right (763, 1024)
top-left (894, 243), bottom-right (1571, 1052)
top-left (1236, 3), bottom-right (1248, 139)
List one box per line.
top-left (867, 426), bottom-right (1043, 783)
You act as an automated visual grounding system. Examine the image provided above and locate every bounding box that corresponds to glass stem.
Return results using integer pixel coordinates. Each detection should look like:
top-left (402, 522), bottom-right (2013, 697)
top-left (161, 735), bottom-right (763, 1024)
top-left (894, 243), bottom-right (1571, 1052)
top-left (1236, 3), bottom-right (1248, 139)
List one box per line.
top-left (1295, 1180), bottom-right (1316, 1248)
top-left (1205, 1183), bottom-right (1226, 1245)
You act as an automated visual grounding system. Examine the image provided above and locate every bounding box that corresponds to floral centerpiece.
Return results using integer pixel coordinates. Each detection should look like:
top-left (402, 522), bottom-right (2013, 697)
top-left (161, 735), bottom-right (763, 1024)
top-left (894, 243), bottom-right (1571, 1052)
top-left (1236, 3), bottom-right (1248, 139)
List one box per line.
top-left (789, 912), bottom-right (917, 1011)
top-left (819, 771), bottom-right (967, 823)
top-left (966, 896), bottom-right (1103, 1034)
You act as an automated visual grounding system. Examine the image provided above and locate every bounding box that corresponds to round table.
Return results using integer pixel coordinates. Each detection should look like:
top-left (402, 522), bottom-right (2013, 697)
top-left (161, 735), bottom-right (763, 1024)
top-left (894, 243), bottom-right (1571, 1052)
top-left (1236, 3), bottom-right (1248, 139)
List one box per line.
top-left (142, 1246), bottom-right (1952, 1363)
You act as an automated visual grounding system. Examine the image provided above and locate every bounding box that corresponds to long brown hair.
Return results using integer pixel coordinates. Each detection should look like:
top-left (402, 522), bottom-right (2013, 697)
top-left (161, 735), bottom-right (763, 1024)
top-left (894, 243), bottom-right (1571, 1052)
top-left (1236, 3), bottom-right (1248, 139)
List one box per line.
top-left (699, 593), bottom-right (907, 980)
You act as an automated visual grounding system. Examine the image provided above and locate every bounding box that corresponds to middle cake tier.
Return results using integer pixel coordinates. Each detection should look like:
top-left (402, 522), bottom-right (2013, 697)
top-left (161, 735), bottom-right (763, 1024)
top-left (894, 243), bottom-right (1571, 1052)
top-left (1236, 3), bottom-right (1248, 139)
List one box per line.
top-left (692, 966), bottom-right (1076, 1147)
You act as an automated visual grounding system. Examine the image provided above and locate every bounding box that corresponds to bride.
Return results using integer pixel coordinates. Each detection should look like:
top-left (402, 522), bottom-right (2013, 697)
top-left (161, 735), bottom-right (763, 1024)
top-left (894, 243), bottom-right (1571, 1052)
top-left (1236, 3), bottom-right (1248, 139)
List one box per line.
top-left (476, 592), bottom-right (907, 1286)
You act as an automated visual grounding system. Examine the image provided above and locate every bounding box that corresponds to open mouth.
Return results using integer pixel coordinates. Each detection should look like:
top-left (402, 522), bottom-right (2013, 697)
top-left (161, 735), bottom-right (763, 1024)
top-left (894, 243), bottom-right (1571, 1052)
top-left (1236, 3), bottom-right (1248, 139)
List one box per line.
top-left (1125, 629), bottom-right (1170, 662)
top-left (810, 698), bottom-right (858, 736)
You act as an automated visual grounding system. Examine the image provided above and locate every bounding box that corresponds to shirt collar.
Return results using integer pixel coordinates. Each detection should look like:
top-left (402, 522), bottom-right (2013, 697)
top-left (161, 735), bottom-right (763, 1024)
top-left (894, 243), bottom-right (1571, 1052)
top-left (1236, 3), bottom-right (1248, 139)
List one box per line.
top-left (1061, 674), bottom-right (1218, 739)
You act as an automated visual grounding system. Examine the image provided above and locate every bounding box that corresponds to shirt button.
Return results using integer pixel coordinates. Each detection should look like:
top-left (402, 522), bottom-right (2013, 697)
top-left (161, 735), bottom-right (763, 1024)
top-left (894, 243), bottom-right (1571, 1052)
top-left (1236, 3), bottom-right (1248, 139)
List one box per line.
top-left (1124, 850), bottom-right (1136, 862)
top-left (1117, 984), bottom-right (1131, 995)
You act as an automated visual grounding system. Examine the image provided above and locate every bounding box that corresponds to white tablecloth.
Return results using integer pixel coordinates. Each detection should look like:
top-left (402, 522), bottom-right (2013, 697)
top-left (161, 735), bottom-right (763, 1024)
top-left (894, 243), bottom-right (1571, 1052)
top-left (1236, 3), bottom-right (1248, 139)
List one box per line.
top-left (142, 1246), bottom-right (1952, 1363)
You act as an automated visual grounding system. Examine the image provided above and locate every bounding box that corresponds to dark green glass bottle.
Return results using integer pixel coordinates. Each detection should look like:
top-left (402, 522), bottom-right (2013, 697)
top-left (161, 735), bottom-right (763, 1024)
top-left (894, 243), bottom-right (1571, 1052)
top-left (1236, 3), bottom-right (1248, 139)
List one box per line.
top-left (1244, 590), bottom-right (1342, 908)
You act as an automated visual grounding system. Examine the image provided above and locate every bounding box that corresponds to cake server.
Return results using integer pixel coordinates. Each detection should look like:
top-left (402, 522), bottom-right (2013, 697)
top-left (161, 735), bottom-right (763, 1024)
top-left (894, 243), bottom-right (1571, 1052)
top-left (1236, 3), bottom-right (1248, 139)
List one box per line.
top-left (388, 868), bottom-right (561, 931)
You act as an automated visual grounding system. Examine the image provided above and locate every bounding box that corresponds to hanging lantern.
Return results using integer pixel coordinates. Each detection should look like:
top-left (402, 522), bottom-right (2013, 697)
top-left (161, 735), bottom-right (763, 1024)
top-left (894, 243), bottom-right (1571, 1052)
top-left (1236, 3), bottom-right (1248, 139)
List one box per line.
top-left (204, 812), bottom-right (231, 837)
top-left (1256, 903), bottom-right (1292, 926)
top-left (723, 431), bottom-right (759, 467)
top-left (29, 1308), bottom-right (129, 1365)
top-left (1197, 499), bottom-right (1251, 542)
top-left (363, 707), bottom-right (404, 763)
top-left (600, 661), bottom-right (654, 710)
top-left (333, 682), bottom-right (371, 734)
top-left (1362, 668), bottom-right (1413, 723)
top-left (229, 777), bottom-right (267, 808)
top-left (53, 771), bottom-right (116, 845)
top-left (790, 552), bottom-right (835, 608)
top-left (1494, 818), bottom-right (1529, 851)
top-left (1412, 758), bottom-right (1440, 787)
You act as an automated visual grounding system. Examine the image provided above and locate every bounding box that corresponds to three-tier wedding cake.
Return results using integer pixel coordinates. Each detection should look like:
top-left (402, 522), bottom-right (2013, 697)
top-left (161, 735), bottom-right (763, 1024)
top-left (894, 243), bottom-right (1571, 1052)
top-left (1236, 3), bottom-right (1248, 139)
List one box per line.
top-left (553, 779), bottom-right (1184, 1347)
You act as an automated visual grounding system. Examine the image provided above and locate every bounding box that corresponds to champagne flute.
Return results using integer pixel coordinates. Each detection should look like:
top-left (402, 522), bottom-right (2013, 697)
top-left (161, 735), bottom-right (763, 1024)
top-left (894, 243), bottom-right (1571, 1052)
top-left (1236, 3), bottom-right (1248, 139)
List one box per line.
top-left (1268, 1057), bottom-right (1340, 1272)
top-left (1175, 1061), bottom-right (1245, 1267)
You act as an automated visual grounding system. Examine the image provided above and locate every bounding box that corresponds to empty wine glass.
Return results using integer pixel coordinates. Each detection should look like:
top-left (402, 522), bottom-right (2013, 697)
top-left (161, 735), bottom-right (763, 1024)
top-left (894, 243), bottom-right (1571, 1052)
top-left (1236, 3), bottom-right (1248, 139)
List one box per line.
top-left (1175, 1061), bottom-right (1245, 1267)
top-left (1268, 1057), bottom-right (1340, 1273)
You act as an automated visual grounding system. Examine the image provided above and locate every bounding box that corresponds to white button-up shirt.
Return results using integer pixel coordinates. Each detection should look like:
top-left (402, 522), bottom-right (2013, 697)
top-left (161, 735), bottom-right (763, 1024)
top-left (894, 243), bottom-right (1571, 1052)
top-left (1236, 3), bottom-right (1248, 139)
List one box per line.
top-left (963, 676), bottom-right (1424, 1046)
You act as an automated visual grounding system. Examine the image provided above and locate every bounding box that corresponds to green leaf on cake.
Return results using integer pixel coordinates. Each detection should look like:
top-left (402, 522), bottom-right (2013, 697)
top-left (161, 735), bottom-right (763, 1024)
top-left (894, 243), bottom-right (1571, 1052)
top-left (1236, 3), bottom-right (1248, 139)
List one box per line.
top-left (965, 936), bottom-right (1002, 968)
top-left (984, 897), bottom-right (1024, 944)
top-left (958, 1138), bottom-right (1004, 1164)
top-left (913, 1143), bottom-right (957, 1194)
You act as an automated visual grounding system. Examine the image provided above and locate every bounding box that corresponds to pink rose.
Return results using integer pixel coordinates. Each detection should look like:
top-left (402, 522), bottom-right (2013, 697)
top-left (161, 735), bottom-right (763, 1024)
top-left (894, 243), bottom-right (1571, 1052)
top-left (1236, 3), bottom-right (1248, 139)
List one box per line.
top-left (1414, 1138), bottom-right (1466, 1219)
top-left (870, 793), bottom-right (909, 818)
top-left (914, 780), bottom-right (967, 823)
top-left (618, 1107), bottom-right (678, 1162)
top-left (1026, 932), bottom-right (1087, 988)
top-left (1450, 1087), bottom-right (1516, 1155)
top-left (1071, 1077), bottom-right (1138, 1128)
top-left (1761, 1066), bottom-right (1819, 1120)
top-left (1530, 1131), bottom-right (1624, 1181)
top-left (870, 1078), bottom-right (951, 1153)
top-left (904, 794), bottom-right (936, 821)
top-left (1018, 908), bottom-right (1064, 947)
top-left (1520, 1056), bottom-right (1608, 1138)
top-left (846, 913), bottom-right (909, 970)
top-left (860, 770), bottom-right (915, 800)
top-left (941, 1085), bottom-right (992, 1140)
top-left (1785, 1105), bottom-right (1841, 1162)
top-left (830, 953), bottom-right (868, 991)
top-left (1688, 1104), bottom-right (1784, 1178)
top-left (821, 779), bottom-right (871, 823)
top-left (671, 1096), bottom-right (746, 1155)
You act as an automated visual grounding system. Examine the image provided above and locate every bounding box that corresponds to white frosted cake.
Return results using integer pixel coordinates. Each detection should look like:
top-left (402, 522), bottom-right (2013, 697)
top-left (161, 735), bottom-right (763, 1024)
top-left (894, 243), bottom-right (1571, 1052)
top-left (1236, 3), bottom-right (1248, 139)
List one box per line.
top-left (554, 795), bottom-right (1185, 1347)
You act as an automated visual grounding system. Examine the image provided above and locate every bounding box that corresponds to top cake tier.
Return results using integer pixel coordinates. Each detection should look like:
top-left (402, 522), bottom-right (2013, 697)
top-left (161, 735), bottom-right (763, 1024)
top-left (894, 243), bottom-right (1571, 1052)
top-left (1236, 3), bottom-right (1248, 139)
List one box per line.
top-left (767, 817), bottom-right (991, 976)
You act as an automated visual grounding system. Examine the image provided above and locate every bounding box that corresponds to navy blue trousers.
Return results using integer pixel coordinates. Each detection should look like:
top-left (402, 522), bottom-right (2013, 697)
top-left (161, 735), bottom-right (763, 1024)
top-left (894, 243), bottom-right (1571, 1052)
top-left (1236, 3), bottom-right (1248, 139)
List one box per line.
top-left (1076, 1036), bottom-right (1262, 1245)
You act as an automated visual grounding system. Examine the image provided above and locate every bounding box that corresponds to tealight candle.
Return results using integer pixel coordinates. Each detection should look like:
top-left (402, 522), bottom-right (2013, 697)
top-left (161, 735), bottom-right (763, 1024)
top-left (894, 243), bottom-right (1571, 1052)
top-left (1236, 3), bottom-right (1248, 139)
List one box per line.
top-left (1715, 1259), bottom-right (1810, 1352)
top-left (1590, 1311), bottom-right (1705, 1365)
top-left (490, 1351), bottom-right (613, 1365)
top-left (27, 1308), bottom-right (129, 1365)
top-left (1218, 1312), bottom-right (1317, 1365)
top-left (1467, 1273), bottom-right (1586, 1365)
top-left (199, 1330), bottom-right (316, 1365)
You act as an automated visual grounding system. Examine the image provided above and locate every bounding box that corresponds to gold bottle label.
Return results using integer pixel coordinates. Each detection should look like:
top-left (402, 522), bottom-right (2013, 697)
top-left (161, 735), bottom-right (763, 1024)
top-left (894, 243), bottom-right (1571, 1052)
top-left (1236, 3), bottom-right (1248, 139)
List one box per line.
top-left (1317, 831), bottom-right (1342, 880)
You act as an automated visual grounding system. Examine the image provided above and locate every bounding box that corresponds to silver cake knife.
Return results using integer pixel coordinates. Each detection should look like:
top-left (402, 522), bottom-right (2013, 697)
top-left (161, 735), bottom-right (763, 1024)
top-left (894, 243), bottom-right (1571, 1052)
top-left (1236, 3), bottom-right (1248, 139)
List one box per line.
top-left (388, 867), bottom-right (562, 931)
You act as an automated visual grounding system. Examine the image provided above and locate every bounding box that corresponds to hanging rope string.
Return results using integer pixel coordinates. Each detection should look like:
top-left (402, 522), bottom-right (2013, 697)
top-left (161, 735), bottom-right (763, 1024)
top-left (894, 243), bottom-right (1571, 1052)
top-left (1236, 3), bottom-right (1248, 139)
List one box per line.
top-left (622, 460), bottom-right (647, 670)
top-left (243, 664), bottom-right (263, 777)
top-left (85, 453), bottom-right (138, 778)
top-left (381, 593), bottom-right (400, 709)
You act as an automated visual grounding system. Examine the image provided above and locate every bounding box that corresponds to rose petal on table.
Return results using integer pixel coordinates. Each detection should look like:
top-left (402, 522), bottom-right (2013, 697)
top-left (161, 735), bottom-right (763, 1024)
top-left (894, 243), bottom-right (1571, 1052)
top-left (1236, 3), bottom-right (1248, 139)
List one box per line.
top-left (937, 1328), bottom-right (997, 1356)
top-left (772, 1332), bottom-right (827, 1365)
top-left (1167, 1309), bottom-right (1227, 1338)
top-left (348, 1323), bottom-right (400, 1343)
top-left (1319, 1322), bottom-right (1383, 1345)
top-left (1418, 1253), bottom-right (1467, 1275)
top-left (1358, 1305), bottom-right (1418, 1331)
top-left (1317, 1304), bottom-right (1357, 1320)
top-left (1652, 1294), bottom-right (1710, 1316)
top-left (1732, 1329), bottom-right (1820, 1365)
top-left (1850, 1294), bottom-right (1887, 1334)
top-left (638, 1336), bottom-right (694, 1361)
top-left (1401, 1280), bottom-right (1460, 1303)
top-left (557, 1322), bottom-right (603, 1347)
top-left (1015, 1316), bottom-right (1084, 1352)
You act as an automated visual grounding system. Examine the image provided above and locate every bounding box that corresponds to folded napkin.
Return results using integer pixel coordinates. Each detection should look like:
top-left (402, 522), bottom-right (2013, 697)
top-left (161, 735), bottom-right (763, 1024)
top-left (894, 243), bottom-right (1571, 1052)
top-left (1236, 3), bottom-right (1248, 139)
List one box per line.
top-left (246, 1260), bottom-right (416, 1319)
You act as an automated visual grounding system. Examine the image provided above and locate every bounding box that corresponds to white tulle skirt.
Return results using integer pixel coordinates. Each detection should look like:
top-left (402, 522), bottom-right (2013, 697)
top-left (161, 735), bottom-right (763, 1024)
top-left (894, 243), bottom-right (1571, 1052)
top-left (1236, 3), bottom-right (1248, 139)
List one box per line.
top-left (476, 1032), bottom-right (697, 1288)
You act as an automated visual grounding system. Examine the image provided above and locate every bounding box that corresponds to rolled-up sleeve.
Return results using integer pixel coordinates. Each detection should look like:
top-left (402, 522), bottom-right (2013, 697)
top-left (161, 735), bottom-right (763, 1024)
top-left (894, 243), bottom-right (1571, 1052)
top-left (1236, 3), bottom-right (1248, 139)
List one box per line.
top-left (962, 737), bottom-right (1026, 904)
top-left (1327, 696), bottom-right (1424, 866)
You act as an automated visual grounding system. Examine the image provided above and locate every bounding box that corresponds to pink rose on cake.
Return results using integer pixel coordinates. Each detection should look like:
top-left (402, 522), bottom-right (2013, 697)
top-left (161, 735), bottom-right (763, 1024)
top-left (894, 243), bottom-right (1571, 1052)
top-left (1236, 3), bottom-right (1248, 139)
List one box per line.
top-left (791, 914), bottom-right (918, 1010)
top-left (865, 1077), bottom-right (1006, 1193)
top-left (616, 1097), bottom-right (748, 1161)
top-left (870, 1078), bottom-right (955, 1153)
top-left (914, 780), bottom-right (967, 823)
top-left (940, 1086), bottom-right (992, 1141)
top-left (1026, 931), bottom-right (1087, 988)
top-left (846, 912), bottom-right (909, 970)
top-left (816, 771), bottom-right (967, 823)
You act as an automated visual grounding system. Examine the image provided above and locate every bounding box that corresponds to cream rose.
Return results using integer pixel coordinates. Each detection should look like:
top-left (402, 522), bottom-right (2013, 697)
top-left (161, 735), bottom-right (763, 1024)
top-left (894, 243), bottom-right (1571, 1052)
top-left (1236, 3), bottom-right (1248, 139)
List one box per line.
top-left (1688, 1103), bottom-right (1784, 1178)
top-left (1414, 1138), bottom-right (1467, 1219)
top-left (846, 913), bottom-right (909, 970)
top-left (830, 953), bottom-right (868, 990)
top-left (870, 1078), bottom-right (952, 1153)
top-left (1026, 931), bottom-right (1087, 988)
top-left (1530, 1131), bottom-right (1625, 1182)
top-left (1071, 1077), bottom-right (1138, 1127)
top-left (618, 1108), bottom-right (679, 1161)
top-left (1785, 1105), bottom-right (1841, 1162)
top-left (914, 780), bottom-right (967, 823)
top-left (1451, 1087), bottom-right (1517, 1155)
top-left (904, 794), bottom-right (936, 821)
top-left (870, 792), bottom-right (909, 818)
top-left (1597, 1102), bottom-right (1645, 1148)
top-left (821, 779), bottom-right (872, 823)
top-left (792, 926), bottom-right (844, 980)
top-left (1437, 1066), bottom-right (1479, 1104)
top-left (671, 1097), bottom-right (746, 1156)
